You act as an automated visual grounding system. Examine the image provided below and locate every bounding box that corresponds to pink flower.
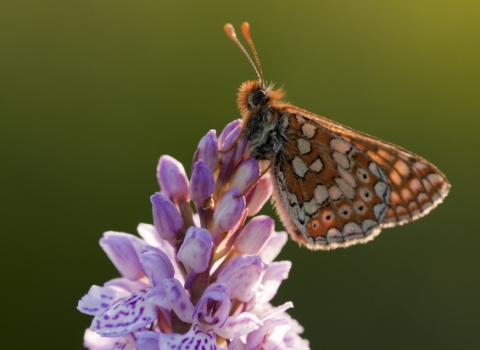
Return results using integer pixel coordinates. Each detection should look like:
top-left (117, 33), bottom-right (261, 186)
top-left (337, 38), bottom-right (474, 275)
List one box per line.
top-left (77, 123), bottom-right (309, 349)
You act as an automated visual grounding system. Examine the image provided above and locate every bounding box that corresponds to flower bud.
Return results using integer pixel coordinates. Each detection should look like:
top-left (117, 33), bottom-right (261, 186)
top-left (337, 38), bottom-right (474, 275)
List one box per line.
top-left (177, 227), bottom-right (213, 275)
top-left (235, 216), bottom-right (274, 255)
top-left (230, 157), bottom-right (259, 193)
top-left (218, 119), bottom-right (241, 146)
top-left (156, 155), bottom-right (189, 201)
top-left (195, 130), bottom-right (219, 172)
top-left (216, 255), bottom-right (266, 302)
top-left (213, 188), bottom-right (246, 233)
top-left (220, 125), bottom-right (247, 166)
top-left (189, 160), bottom-right (215, 205)
top-left (150, 192), bottom-right (183, 240)
top-left (99, 232), bottom-right (146, 280)
top-left (246, 172), bottom-right (273, 216)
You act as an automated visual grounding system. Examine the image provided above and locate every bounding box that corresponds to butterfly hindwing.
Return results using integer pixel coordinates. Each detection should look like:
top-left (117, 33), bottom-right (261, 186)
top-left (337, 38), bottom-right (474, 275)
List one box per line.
top-left (272, 112), bottom-right (392, 250)
top-left (344, 136), bottom-right (450, 227)
top-left (295, 106), bottom-right (451, 227)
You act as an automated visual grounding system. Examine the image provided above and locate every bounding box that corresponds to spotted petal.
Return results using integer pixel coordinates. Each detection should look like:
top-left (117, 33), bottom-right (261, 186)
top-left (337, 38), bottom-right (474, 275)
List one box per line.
top-left (158, 325), bottom-right (223, 350)
top-left (90, 289), bottom-right (157, 337)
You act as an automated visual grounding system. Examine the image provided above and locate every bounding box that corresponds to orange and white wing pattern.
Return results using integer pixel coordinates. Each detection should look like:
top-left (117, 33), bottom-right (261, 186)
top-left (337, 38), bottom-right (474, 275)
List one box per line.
top-left (271, 107), bottom-right (450, 250)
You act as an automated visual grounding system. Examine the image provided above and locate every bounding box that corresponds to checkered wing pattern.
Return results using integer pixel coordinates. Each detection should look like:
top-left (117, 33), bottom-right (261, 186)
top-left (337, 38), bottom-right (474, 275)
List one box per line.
top-left (271, 107), bottom-right (450, 250)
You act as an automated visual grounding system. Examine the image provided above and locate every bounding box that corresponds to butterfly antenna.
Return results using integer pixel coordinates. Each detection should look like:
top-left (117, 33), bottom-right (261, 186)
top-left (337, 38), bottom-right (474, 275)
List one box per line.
top-left (224, 23), bottom-right (263, 86)
top-left (240, 22), bottom-right (264, 86)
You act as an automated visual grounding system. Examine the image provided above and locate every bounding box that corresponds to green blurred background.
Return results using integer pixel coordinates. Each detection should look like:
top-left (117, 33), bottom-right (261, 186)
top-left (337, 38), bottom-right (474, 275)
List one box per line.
top-left (1, 1), bottom-right (479, 349)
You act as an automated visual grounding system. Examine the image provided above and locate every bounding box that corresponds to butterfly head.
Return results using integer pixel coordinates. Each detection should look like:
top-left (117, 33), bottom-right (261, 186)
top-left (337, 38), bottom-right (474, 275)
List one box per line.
top-left (248, 84), bottom-right (269, 109)
top-left (237, 80), bottom-right (285, 115)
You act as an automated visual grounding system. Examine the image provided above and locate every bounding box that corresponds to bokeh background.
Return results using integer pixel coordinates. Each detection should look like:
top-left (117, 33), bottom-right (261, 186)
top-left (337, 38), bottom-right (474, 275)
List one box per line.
top-left (1, 1), bottom-right (479, 349)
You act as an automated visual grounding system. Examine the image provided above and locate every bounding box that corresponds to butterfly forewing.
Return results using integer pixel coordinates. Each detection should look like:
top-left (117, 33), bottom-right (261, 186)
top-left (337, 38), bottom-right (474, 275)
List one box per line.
top-left (273, 107), bottom-right (450, 250)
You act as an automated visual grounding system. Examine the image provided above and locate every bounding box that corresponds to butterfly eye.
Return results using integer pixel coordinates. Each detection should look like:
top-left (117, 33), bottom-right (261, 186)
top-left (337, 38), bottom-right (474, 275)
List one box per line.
top-left (249, 89), bottom-right (268, 109)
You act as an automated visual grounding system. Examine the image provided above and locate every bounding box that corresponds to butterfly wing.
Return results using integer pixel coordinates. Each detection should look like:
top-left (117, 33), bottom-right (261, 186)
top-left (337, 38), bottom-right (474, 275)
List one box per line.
top-left (271, 106), bottom-right (450, 250)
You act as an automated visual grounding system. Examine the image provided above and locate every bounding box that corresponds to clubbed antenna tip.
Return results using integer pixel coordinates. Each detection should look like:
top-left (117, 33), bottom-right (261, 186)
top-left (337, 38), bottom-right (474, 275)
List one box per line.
top-left (224, 22), bottom-right (264, 87)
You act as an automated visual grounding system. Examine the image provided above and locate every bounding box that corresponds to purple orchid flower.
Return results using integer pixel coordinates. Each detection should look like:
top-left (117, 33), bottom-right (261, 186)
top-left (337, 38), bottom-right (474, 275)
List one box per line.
top-left (77, 122), bottom-right (309, 349)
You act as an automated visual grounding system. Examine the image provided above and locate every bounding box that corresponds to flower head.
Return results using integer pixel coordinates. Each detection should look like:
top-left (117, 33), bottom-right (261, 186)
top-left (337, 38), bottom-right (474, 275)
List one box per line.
top-left (77, 122), bottom-right (309, 349)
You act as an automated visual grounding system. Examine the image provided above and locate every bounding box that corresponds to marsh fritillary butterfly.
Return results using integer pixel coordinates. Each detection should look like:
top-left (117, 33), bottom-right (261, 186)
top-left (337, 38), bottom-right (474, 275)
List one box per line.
top-left (224, 23), bottom-right (450, 250)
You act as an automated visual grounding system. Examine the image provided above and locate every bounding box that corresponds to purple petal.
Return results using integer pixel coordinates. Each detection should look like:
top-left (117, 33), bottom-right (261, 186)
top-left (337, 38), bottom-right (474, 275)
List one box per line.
top-left (177, 226), bottom-right (213, 274)
top-left (136, 223), bottom-right (185, 281)
top-left (230, 158), bottom-right (259, 193)
top-left (246, 172), bottom-right (273, 216)
top-left (260, 301), bottom-right (293, 321)
top-left (83, 328), bottom-right (134, 350)
top-left (136, 223), bottom-right (177, 262)
top-left (246, 317), bottom-right (290, 350)
top-left (158, 325), bottom-right (222, 350)
top-left (258, 261), bottom-right (292, 304)
top-left (193, 283), bottom-right (231, 330)
top-left (90, 289), bottom-right (157, 337)
top-left (144, 285), bottom-right (169, 309)
top-left (195, 130), bottom-right (219, 172)
top-left (139, 247), bottom-right (175, 287)
top-left (216, 255), bottom-right (266, 302)
top-left (156, 155), bottom-right (190, 201)
top-left (150, 192), bottom-right (183, 240)
top-left (77, 285), bottom-right (130, 316)
top-left (136, 223), bottom-right (160, 246)
top-left (135, 331), bottom-right (160, 350)
top-left (228, 338), bottom-right (246, 350)
top-left (251, 301), bottom-right (310, 349)
top-left (215, 312), bottom-right (262, 339)
top-left (99, 232), bottom-right (146, 280)
top-left (104, 278), bottom-right (149, 294)
top-left (235, 216), bottom-right (274, 255)
top-left (189, 160), bottom-right (215, 204)
top-left (202, 282), bottom-right (231, 296)
top-left (283, 318), bottom-right (310, 349)
top-left (258, 231), bottom-right (288, 264)
top-left (213, 188), bottom-right (246, 233)
top-left (163, 279), bottom-right (195, 323)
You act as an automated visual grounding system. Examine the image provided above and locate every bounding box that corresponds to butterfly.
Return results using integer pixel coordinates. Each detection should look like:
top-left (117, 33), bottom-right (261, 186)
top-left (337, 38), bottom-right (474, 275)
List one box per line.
top-left (224, 22), bottom-right (450, 250)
